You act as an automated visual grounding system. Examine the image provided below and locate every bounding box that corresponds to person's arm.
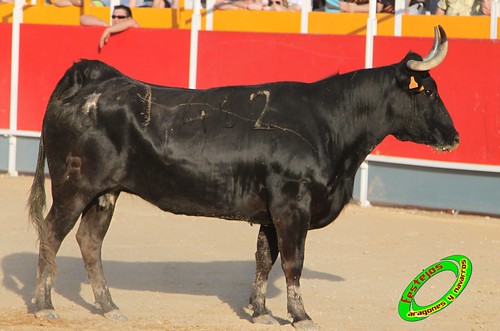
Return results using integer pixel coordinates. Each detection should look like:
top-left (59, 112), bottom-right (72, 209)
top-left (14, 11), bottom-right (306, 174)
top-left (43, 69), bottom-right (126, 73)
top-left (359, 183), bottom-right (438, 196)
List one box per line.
top-left (287, 3), bottom-right (301, 10)
top-left (215, 0), bottom-right (248, 9)
top-left (51, 0), bottom-right (82, 6)
top-left (435, 0), bottom-right (446, 14)
top-left (80, 15), bottom-right (108, 27)
top-left (99, 19), bottom-right (140, 49)
top-left (481, 0), bottom-right (491, 15)
top-left (339, 1), bottom-right (383, 12)
top-left (152, 0), bottom-right (166, 7)
top-left (435, 7), bottom-right (445, 14)
top-left (266, 2), bottom-right (301, 11)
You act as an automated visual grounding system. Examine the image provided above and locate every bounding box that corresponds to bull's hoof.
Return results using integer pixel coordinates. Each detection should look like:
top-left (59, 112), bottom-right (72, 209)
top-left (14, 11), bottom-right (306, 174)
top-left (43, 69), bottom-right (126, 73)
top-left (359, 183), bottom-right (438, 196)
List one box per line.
top-left (293, 319), bottom-right (320, 330)
top-left (252, 313), bottom-right (280, 325)
top-left (34, 309), bottom-right (59, 319)
top-left (103, 309), bottom-right (127, 321)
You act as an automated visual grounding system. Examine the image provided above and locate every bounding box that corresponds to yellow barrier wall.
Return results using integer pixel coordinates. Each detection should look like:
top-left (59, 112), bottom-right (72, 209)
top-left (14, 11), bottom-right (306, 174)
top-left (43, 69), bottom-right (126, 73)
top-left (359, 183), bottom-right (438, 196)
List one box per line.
top-left (402, 15), bottom-right (493, 39)
top-left (212, 10), bottom-right (302, 33)
top-left (0, 3), bottom-right (498, 38)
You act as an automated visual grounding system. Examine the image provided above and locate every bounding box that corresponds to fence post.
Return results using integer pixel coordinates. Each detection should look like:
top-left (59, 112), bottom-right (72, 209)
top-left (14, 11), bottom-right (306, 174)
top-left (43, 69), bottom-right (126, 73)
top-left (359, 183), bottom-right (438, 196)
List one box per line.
top-left (8, 0), bottom-right (24, 177)
top-left (300, 0), bottom-right (311, 34)
top-left (365, 0), bottom-right (377, 69)
top-left (491, 0), bottom-right (498, 39)
top-left (189, 0), bottom-right (202, 89)
top-left (206, 0), bottom-right (215, 31)
top-left (359, 161), bottom-right (371, 207)
top-left (394, 0), bottom-right (404, 36)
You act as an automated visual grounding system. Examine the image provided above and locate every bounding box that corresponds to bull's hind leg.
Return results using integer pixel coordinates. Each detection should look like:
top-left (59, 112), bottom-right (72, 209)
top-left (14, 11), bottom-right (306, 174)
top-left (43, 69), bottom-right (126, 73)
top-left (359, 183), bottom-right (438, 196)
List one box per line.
top-left (249, 224), bottom-right (279, 325)
top-left (33, 204), bottom-right (85, 319)
top-left (75, 191), bottom-right (125, 320)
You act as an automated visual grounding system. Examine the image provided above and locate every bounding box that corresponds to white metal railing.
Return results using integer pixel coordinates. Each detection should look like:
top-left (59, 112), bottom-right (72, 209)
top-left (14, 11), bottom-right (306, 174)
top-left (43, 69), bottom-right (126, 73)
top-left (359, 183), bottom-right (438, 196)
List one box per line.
top-left (189, 0), bottom-right (202, 89)
top-left (358, 156), bottom-right (500, 207)
top-left (8, 0), bottom-right (24, 177)
top-left (365, 0), bottom-right (378, 69)
top-left (394, 0), bottom-right (404, 36)
top-left (0, 130), bottom-right (41, 138)
top-left (300, 0), bottom-right (311, 34)
top-left (491, 0), bottom-right (499, 39)
top-left (367, 155), bottom-right (500, 173)
top-left (206, 0), bottom-right (216, 30)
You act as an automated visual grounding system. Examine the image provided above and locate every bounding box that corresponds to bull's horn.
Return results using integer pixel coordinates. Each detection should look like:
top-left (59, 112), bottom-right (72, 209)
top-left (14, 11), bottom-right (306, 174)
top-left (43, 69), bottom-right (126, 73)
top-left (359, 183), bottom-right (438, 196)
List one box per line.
top-left (407, 25), bottom-right (448, 72)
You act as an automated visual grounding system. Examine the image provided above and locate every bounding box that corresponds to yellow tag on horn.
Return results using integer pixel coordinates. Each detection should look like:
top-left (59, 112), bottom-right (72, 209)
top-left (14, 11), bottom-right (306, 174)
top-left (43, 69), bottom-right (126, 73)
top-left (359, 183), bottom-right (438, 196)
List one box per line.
top-left (409, 76), bottom-right (419, 89)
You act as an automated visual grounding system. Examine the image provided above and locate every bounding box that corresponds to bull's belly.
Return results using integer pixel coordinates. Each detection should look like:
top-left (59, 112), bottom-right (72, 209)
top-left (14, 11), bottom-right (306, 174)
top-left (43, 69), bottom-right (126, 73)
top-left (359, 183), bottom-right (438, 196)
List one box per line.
top-left (124, 176), bottom-right (273, 225)
top-left (150, 195), bottom-right (272, 225)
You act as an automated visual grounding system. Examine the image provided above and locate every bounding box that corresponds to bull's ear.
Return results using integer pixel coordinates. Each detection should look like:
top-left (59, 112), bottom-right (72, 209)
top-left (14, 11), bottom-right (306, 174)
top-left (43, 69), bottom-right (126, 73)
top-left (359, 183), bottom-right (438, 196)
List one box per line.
top-left (396, 54), bottom-right (427, 93)
top-left (397, 73), bottom-right (426, 94)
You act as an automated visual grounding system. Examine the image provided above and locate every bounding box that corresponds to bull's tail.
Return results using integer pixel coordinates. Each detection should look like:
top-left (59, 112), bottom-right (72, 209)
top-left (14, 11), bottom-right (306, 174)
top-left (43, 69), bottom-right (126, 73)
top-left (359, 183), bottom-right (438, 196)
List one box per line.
top-left (27, 136), bottom-right (55, 274)
top-left (28, 61), bottom-right (85, 239)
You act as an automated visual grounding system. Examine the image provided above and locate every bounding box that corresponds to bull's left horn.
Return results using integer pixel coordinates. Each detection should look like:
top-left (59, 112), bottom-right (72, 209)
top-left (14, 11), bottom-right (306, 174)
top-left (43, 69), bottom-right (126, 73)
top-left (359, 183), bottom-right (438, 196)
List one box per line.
top-left (407, 25), bottom-right (448, 72)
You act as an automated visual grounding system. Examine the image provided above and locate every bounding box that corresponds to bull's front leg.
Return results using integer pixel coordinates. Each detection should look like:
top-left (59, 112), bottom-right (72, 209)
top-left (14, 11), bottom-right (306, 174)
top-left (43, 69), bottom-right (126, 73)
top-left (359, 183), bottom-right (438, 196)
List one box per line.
top-left (249, 224), bottom-right (280, 325)
top-left (273, 204), bottom-right (319, 330)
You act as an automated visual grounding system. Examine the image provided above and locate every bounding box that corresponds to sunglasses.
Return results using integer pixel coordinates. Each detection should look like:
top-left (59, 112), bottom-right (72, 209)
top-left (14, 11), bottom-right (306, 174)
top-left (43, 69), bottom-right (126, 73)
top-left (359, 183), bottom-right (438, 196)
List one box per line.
top-left (269, 1), bottom-right (283, 4)
top-left (112, 15), bottom-right (129, 19)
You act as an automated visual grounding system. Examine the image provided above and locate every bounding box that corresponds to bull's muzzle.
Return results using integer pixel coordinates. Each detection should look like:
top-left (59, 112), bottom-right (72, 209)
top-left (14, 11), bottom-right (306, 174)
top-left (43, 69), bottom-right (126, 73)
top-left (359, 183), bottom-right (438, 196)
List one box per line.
top-left (434, 133), bottom-right (460, 152)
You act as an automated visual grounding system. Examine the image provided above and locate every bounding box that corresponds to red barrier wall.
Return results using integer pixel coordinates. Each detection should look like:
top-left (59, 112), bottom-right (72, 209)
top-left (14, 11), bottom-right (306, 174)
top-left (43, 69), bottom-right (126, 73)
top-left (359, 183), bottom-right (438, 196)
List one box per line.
top-left (0, 23), bottom-right (498, 166)
top-left (12, 24), bottom-right (191, 133)
top-left (0, 24), bottom-right (11, 130)
top-left (197, 31), bottom-right (366, 87)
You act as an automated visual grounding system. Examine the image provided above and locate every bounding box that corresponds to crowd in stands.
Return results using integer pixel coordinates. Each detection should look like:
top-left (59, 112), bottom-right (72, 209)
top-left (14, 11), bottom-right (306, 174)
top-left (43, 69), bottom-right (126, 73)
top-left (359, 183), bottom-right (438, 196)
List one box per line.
top-left (0, 0), bottom-right (490, 15)
top-left (1, 0), bottom-right (492, 49)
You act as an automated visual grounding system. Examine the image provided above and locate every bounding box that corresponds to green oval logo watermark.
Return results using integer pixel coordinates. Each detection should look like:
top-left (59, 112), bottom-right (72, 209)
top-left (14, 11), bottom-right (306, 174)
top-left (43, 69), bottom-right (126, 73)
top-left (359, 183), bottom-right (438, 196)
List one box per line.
top-left (398, 254), bottom-right (472, 321)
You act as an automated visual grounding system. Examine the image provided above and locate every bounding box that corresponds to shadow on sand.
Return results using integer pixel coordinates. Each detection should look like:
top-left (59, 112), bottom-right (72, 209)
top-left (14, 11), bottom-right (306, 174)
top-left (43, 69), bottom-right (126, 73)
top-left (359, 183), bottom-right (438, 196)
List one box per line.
top-left (3, 252), bottom-right (344, 324)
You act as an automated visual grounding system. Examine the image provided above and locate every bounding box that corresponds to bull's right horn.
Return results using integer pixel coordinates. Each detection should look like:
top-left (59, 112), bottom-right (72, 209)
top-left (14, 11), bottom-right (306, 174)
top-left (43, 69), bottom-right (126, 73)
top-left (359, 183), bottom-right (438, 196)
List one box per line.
top-left (407, 25), bottom-right (448, 72)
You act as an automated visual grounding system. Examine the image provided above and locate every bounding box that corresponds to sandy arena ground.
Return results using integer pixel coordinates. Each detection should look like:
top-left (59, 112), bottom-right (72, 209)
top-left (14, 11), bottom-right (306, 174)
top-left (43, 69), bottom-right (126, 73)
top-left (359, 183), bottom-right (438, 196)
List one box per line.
top-left (0, 174), bottom-right (498, 330)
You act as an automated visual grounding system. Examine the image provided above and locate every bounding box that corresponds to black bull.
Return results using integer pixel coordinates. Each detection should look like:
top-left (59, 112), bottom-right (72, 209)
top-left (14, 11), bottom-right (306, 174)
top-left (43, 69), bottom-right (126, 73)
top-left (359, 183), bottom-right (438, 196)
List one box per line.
top-left (29, 26), bottom-right (458, 329)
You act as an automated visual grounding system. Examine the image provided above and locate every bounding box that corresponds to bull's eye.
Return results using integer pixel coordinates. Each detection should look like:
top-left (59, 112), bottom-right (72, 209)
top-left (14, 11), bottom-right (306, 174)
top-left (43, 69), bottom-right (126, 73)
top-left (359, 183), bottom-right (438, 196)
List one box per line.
top-left (424, 89), bottom-right (433, 97)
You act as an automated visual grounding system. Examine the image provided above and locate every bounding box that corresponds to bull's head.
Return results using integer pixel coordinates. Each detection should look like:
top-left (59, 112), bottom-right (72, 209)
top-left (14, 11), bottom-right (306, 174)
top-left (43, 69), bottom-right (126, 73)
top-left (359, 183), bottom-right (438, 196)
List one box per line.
top-left (392, 26), bottom-right (459, 152)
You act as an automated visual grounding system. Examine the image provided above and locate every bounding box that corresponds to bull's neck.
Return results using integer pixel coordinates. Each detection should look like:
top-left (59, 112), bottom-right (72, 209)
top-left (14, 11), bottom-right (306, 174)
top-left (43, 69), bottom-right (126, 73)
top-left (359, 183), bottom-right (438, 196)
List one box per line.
top-left (323, 67), bottom-right (393, 162)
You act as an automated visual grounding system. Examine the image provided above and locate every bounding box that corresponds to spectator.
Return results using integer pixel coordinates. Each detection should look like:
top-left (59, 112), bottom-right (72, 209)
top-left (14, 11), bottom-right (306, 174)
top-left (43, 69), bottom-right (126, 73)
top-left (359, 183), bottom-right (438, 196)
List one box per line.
top-left (312, 0), bottom-right (325, 10)
top-left (435, 0), bottom-right (483, 15)
top-left (90, 0), bottom-right (172, 7)
top-left (405, 0), bottom-right (427, 14)
top-left (325, 0), bottom-right (341, 11)
top-left (214, 0), bottom-right (264, 10)
top-left (51, 0), bottom-right (82, 6)
top-left (80, 5), bottom-right (140, 49)
top-left (214, 0), bottom-right (308, 10)
top-left (331, 0), bottom-right (395, 13)
top-left (264, 0), bottom-right (302, 11)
